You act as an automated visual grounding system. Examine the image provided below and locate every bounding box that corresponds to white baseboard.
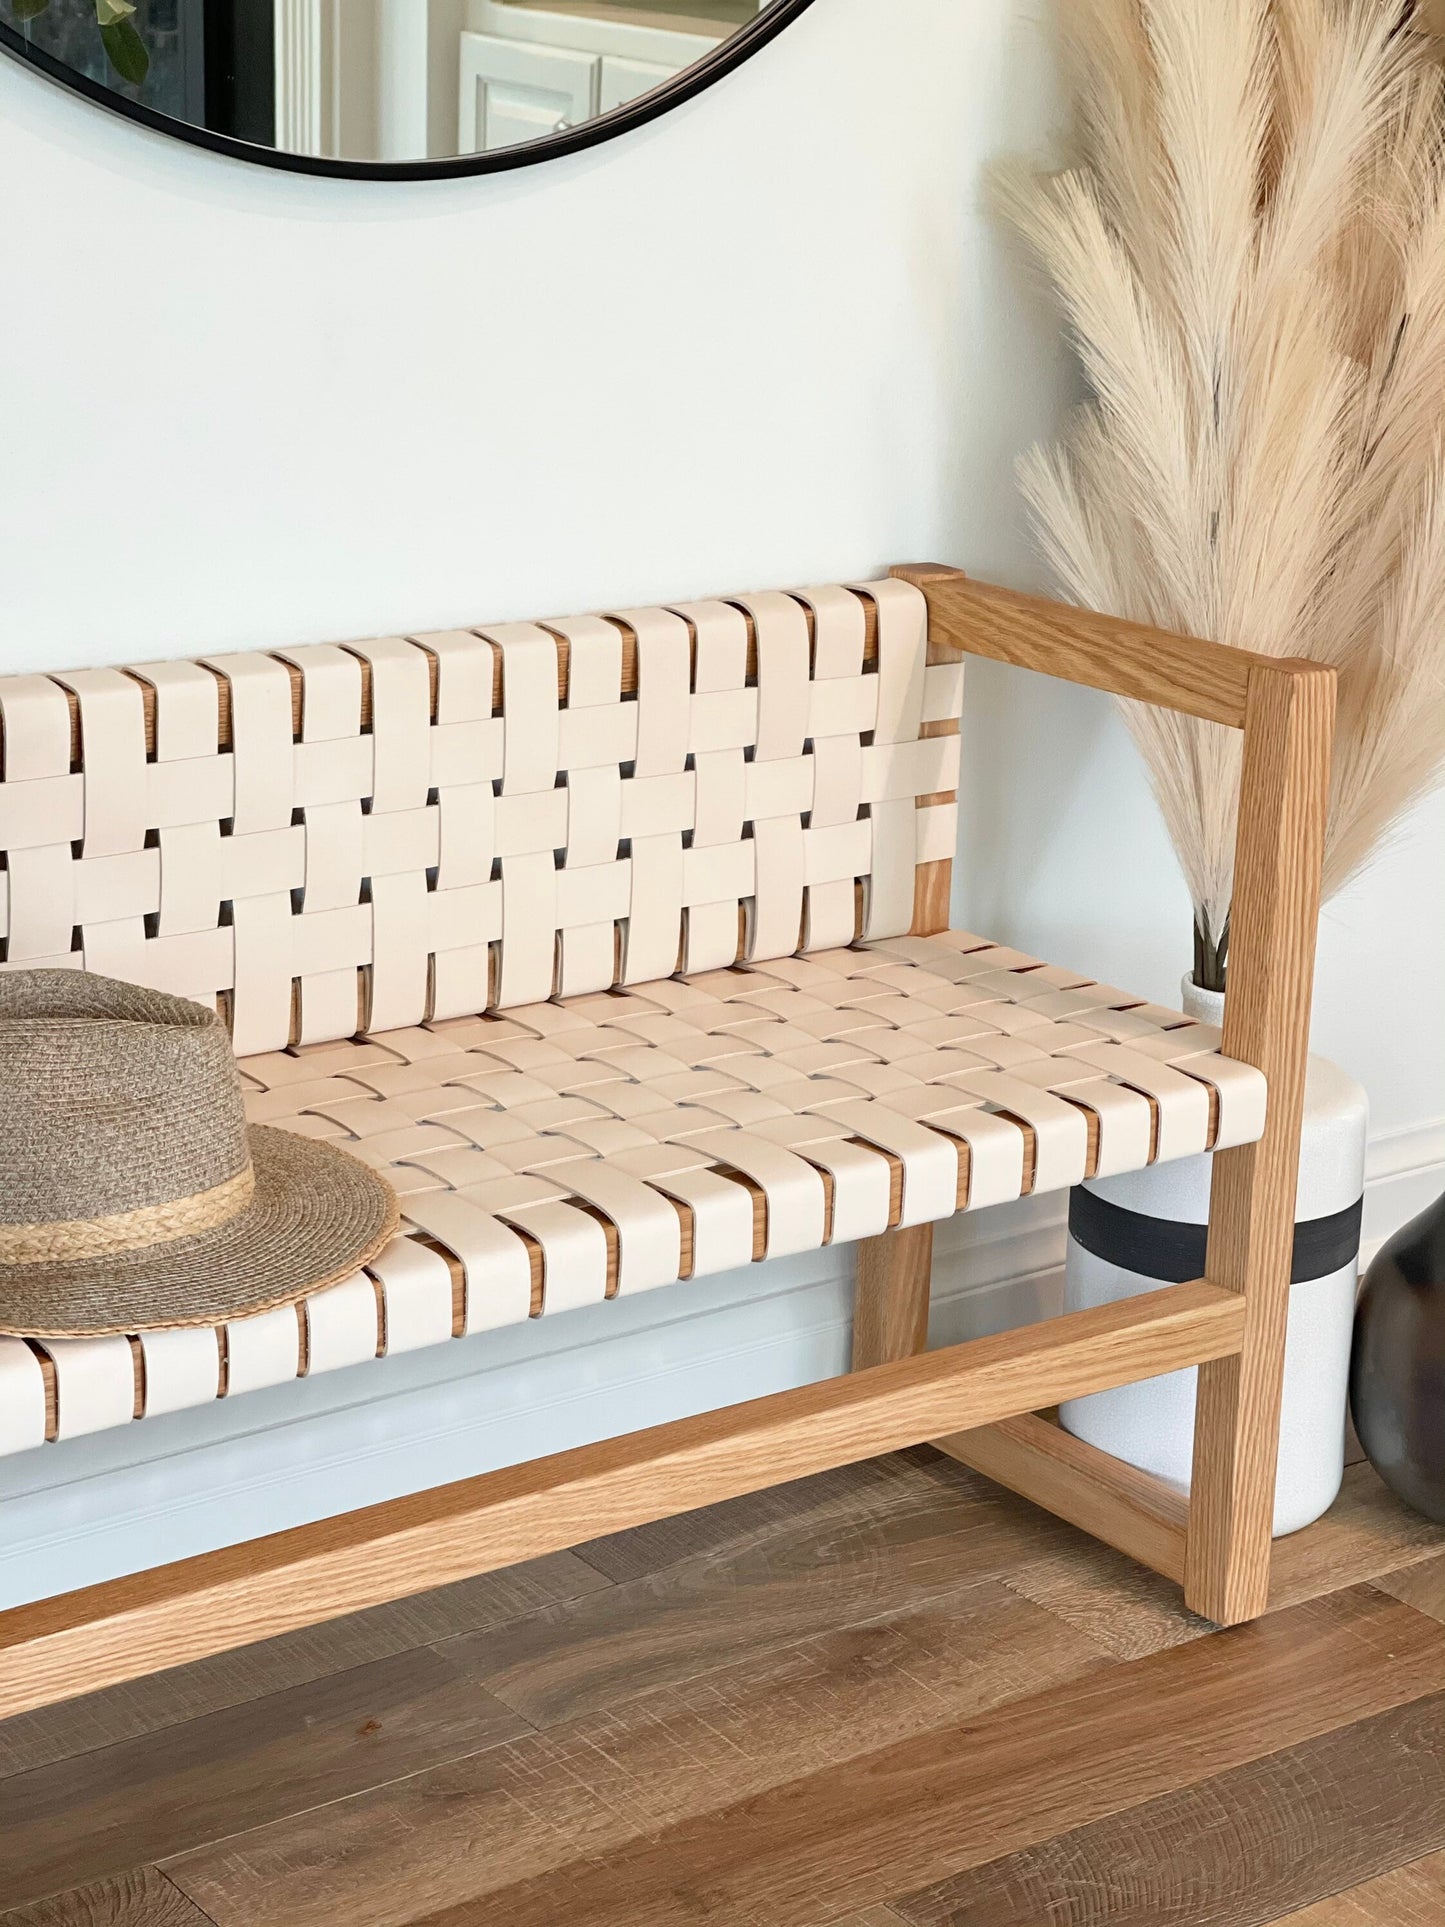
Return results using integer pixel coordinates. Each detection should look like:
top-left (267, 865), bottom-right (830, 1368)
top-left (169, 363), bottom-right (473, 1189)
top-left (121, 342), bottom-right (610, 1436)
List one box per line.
top-left (2, 1123), bottom-right (1439, 1610)
top-left (1362, 1118), bottom-right (1445, 1259)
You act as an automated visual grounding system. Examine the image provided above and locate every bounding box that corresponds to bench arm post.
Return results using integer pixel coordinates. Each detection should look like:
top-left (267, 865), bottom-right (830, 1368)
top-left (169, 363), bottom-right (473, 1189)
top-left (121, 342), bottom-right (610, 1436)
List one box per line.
top-left (896, 565), bottom-right (1336, 1623)
top-left (1186, 659), bottom-right (1334, 1621)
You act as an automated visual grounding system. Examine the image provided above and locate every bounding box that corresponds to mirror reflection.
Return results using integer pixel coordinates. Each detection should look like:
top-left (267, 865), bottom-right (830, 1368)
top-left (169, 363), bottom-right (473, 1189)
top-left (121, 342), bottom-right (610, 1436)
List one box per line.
top-left (3, 0), bottom-right (770, 164)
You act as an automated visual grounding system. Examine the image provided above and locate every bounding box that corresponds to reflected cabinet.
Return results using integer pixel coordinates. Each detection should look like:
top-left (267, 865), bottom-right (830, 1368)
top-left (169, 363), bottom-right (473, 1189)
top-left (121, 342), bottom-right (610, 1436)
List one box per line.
top-left (0, 0), bottom-right (813, 177)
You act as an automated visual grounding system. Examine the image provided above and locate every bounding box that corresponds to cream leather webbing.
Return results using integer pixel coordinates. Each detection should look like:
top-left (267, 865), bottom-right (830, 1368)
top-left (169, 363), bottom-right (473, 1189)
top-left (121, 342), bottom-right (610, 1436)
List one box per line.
top-left (0, 580), bottom-right (959, 1055)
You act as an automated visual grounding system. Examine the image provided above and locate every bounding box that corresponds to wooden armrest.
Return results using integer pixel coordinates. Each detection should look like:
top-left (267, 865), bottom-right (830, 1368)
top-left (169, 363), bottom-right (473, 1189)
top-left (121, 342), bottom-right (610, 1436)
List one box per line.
top-left (871, 544), bottom-right (1336, 1616)
top-left (893, 562), bottom-right (1328, 731)
top-left (893, 565), bottom-right (1336, 1070)
top-left (889, 562), bottom-right (1335, 1623)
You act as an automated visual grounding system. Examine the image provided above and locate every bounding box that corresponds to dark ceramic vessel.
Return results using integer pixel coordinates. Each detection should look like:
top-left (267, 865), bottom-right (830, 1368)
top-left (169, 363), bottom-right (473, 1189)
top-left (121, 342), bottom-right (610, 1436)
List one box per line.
top-left (1351, 1191), bottom-right (1445, 1522)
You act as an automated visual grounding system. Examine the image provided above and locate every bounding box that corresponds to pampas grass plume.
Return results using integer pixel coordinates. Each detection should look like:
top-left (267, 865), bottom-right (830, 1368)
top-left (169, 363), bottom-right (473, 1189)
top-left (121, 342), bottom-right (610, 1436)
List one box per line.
top-left (1010, 0), bottom-right (1445, 983)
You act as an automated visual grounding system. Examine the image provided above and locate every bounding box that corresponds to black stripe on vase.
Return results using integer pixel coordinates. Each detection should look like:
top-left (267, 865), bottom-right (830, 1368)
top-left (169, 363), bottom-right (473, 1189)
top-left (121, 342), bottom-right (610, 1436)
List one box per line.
top-left (1067, 1186), bottom-right (1365, 1287)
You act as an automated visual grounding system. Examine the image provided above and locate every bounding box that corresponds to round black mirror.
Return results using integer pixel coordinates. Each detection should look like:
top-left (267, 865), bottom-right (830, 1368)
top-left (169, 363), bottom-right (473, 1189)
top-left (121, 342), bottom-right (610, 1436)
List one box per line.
top-left (0, 0), bottom-right (814, 178)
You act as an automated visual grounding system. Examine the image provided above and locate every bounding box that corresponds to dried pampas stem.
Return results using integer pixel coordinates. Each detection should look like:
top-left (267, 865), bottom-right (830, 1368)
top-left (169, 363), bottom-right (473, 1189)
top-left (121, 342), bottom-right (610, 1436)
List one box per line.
top-left (1009, 0), bottom-right (1445, 989)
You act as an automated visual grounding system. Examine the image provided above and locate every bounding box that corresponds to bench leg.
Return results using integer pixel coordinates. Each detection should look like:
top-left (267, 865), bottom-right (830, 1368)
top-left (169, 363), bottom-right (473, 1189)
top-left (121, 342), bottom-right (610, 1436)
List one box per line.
top-left (1183, 665), bottom-right (1332, 1626)
top-left (853, 1223), bottom-right (933, 1370)
top-left (1182, 1143), bottom-right (1294, 1626)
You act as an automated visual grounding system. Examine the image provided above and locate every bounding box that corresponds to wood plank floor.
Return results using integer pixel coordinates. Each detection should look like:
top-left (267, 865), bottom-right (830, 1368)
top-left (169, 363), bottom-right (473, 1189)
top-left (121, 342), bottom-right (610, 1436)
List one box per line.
top-left (2, 1444), bottom-right (1443, 1926)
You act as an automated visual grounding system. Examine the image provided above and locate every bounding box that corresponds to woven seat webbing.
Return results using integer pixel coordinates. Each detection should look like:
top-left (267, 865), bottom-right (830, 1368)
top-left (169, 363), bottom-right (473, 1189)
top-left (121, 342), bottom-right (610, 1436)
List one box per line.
top-left (0, 931), bottom-right (1270, 1454)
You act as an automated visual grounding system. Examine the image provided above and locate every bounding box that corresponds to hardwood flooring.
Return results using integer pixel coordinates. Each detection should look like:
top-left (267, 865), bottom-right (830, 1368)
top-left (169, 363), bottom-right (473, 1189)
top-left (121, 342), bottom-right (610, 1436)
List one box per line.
top-left (1274, 1852), bottom-right (1445, 1925)
top-left (2, 1445), bottom-right (1443, 1926)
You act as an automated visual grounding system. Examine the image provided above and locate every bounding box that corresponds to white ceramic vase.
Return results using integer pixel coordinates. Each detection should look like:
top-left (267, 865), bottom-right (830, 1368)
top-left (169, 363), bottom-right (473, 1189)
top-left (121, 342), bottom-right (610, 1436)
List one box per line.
top-left (1059, 977), bottom-right (1367, 1536)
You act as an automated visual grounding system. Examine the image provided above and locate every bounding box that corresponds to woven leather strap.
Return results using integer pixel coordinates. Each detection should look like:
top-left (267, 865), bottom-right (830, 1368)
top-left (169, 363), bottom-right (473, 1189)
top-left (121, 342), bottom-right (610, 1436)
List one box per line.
top-left (0, 581), bottom-right (959, 1054)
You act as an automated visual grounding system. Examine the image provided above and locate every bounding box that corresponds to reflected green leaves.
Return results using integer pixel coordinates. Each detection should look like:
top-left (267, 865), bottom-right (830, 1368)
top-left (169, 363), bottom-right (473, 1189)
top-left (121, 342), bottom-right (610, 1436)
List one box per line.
top-left (7, 0), bottom-right (148, 84)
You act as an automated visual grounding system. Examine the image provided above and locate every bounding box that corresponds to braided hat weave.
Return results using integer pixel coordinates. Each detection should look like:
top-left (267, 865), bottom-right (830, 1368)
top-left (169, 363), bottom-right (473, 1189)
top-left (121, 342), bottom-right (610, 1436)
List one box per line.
top-left (0, 971), bottom-right (400, 1337)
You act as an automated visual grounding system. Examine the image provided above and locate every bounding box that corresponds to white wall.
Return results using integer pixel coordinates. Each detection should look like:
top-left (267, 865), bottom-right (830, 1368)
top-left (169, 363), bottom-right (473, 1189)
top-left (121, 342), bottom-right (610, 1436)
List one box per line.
top-left (0, 0), bottom-right (1067, 664)
top-left (1, 0), bottom-right (1441, 1602)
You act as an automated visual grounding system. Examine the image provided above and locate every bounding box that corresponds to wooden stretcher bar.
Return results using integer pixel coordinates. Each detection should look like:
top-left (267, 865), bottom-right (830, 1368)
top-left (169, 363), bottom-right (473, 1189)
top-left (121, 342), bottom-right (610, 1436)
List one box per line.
top-left (0, 1278), bottom-right (1242, 1722)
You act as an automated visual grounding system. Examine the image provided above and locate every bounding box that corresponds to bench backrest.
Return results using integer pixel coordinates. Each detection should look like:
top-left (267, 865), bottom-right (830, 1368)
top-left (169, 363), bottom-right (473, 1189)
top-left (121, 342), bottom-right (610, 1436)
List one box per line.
top-left (0, 578), bottom-right (962, 1053)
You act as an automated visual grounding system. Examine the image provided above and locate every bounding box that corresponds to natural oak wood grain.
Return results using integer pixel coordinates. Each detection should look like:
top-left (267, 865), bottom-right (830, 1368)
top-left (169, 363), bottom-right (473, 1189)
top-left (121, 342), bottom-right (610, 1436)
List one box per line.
top-left (908, 859), bottom-right (953, 941)
top-left (0, 1282), bottom-right (1244, 1724)
top-left (569, 1446), bottom-right (956, 1584)
top-left (910, 571), bottom-right (1263, 727)
top-left (0, 1649), bottom-right (527, 1912)
top-left (895, 565), bottom-right (962, 939)
top-left (883, 568), bottom-right (1334, 1631)
top-left (934, 1413), bottom-right (1189, 1586)
top-left (1378, 1549), bottom-right (1445, 1624)
top-left (1264, 1463), bottom-right (1445, 1608)
top-left (853, 1225), bottom-right (934, 1372)
top-left (1001, 1535), bottom-right (1213, 1662)
top-left (165, 1576), bottom-right (1102, 1927)
top-left (892, 1689), bottom-right (1445, 1926)
top-left (0, 1868), bottom-right (212, 1927)
top-left (332, 1588), bottom-right (1445, 1927)
top-left (8, 1453), bottom-right (1443, 1927)
top-left (16, 1455), bottom-right (1084, 1925)
top-left (996, 1457), bottom-right (1445, 1663)
top-left (1187, 659), bottom-right (1337, 1624)
top-left (1273, 1851), bottom-right (1445, 1925)
top-left (0, 1551), bottom-right (602, 1784)
top-left (943, 1437), bottom-right (1445, 1661)
top-left (817, 1913), bottom-right (911, 1927)
top-left (440, 1459), bottom-right (1085, 1731)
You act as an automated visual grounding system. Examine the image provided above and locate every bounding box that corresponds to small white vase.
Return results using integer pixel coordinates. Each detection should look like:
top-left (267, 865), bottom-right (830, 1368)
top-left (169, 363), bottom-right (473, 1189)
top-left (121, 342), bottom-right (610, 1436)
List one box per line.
top-left (1059, 976), bottom-right (1367, 1536)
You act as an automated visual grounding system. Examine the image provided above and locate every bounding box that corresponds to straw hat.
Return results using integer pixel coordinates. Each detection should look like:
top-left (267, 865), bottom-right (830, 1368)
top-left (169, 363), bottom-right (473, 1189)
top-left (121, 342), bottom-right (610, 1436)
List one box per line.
top-left (0, 971), bottom-right (400, 1339)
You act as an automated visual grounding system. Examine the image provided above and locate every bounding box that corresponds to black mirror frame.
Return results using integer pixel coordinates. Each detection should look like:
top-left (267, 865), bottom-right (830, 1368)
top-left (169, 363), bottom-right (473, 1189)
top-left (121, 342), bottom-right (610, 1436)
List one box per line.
top-left (0, 0), bottom-right (816, 180)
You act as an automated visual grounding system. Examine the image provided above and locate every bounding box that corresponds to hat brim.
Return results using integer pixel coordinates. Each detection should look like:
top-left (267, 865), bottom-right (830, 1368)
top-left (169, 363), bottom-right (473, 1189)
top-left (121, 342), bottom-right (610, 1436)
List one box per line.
top-left (0, 1126), bottom-right (401, 1339)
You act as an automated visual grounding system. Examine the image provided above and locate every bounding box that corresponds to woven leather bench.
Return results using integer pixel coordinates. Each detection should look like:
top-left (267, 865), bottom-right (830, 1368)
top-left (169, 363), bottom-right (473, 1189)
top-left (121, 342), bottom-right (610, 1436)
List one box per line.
top-left (0, 564), bottom-right (1334, 1718)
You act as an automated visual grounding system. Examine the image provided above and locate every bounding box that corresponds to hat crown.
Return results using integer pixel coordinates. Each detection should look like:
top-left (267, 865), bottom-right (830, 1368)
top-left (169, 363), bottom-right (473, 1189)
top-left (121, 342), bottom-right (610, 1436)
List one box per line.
top-left (0, 972), bottom-right (250, 1230)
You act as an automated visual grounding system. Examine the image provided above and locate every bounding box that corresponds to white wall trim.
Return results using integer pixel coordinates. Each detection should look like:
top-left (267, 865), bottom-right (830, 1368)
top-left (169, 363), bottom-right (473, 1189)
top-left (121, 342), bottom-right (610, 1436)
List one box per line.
top-left (273, 0), bottom-right (330, 157)
top-left (1, 1122), bottom-right (1438, 1610)
top-left (1363, 1117), bottom-right (1445, 1254)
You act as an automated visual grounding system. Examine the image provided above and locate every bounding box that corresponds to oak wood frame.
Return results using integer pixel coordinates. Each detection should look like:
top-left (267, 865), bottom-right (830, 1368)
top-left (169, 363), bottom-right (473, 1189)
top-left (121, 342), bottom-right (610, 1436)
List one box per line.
top-left (892, 565), bottom-right (1335, 1628)
top-left (0, 566), bottom-right (1333, 1720)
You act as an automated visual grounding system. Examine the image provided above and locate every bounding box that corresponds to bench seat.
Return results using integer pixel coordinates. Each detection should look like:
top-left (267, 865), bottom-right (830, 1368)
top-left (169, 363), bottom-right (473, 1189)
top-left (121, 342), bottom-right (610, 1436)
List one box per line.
top-left (0, 929), bottom-right (1265, 1455)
